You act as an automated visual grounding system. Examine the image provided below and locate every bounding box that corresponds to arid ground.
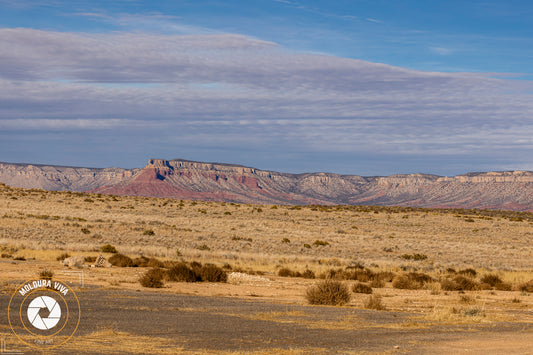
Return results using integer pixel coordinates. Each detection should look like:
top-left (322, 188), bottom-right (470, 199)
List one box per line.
top-left (0, 183), bottom-right (532, 354)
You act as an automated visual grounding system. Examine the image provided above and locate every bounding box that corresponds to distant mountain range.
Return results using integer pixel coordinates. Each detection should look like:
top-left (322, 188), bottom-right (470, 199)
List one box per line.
top-left (1, 159), bottom-right (533, 211)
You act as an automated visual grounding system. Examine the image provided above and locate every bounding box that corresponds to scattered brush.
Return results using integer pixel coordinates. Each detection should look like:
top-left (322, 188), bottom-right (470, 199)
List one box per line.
top-left (305, 280), bottom-right (351, 306)
top-left (139, 267), bottom-right (165, 288)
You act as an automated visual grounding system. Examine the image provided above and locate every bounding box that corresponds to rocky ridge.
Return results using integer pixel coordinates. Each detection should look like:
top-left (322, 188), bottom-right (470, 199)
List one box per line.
top-left (1, 159), bottom-right (532, 211)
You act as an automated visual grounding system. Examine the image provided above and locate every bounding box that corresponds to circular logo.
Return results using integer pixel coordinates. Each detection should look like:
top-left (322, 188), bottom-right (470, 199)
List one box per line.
top-left (8, 278), bottom-right (81, 350)
top-left (27, 296), bottom-right (62, 330)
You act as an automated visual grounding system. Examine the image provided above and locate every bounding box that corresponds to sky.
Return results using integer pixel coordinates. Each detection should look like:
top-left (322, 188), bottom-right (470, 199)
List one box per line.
top-left (0, 0), bottom-right (532, 176)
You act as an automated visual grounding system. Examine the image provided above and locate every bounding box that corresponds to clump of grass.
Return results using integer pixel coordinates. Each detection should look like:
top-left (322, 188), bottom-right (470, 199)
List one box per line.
top-left (39, 269), bottom-right (54, 280)
top-left (441, 275), bottom-right (480, 291)
top-left (56, 252), bottom-right (70, 261)
top-left (196, 244), bottom-right (210, 251)
top-left (108, 253), bottom-right (133, 267)
top-left (101, 244), bottom-right (118, 253)
top-left (352, 282), bottom-right (373, 294)
top-left (281, 237), bottom-right (290, 243)
top-left (305, 280), bottom-right (351, 306)
top-left (142, 229), bottom-right (155, 236)
top-left (139, 267), bottom-right (165, 288)
top-left (364, 294), bottom-right (386, 310)
top-left (401, 253), bottom-right (428, 261)
top-left (81, 228), bottom-right (91, 234)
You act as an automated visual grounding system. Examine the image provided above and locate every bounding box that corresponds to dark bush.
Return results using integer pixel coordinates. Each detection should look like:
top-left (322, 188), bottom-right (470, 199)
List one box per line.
top-left (306, 280), bottom-right (351, 306)
top-left (441, 275), bottom-right (479, 291)
top-left (458, 268), bottom-right (477, 277)
top-left (302, 269), bottom-right (316, 279)
top-left (146, 257), bottom-right (165, 268)
top-left (278, 267), bottom-right (296, 277)
top-left (108, 253), bottom-right (133, 267)
top-left (453, 275), bottom-right (479, 291)
top-left (480, 274), bottom-right (503, 287)
top-left (519, 280), bottom-right (533, 293)
top-left (56, 252), bottom-right (70, 261)
top-left (199, 264), bottom-right (227, 282)
top-left (39, 269), bottom-right (54, 280)
top-left (139, 267), bottom-right (165, 288)
top-left (392, 273), bottom-right (432, 290)
top-left (352, 282), bottom-right (373, 294)
top-left (101, 244), bottom-right (118, 253)
top-left (166, 263), bottom-right (199, 282)
top-left (132, 256), bottom-right (150, 267)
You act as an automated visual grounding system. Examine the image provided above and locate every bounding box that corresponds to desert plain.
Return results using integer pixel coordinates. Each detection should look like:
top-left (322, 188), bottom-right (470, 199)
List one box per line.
top-left (0, 182), bottom-right (532, 354)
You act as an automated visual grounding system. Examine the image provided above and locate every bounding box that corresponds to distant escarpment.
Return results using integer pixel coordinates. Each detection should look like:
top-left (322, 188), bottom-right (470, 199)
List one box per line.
top-left (1, 159), bottom-right (533, 211)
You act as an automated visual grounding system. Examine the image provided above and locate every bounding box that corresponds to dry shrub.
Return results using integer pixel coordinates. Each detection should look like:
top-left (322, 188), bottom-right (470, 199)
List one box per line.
top-left (139, 267), bottom-right (164, 288)
top-left (132, 256), bottom-right (150, 267)
top-left (100, 244), bottom-right (117, 253)
top-left (480, 273), bottom-right (502, 286)
top-left (56, 252), bottom-right (70, 261)
top-left (108, 253), bottom-right (133, 267)
top-left (369, 279), bottom-right (385, 288)
top-left (458, 268), bottom-right (477, 277)
top-left (352, 282), bottom-right (372, 294)
top-left (146, 257), bottom-right (165, 268)
top-left (305, 280), bottom-right (351, 306)
top-left (302, 269), bottom-right (316, 279)
top-left (39, 269), bottom-right (54, 280)
top-left (441, 275), bottom-right (479, 291)
top-left (278, 267), bottom-right (296, 277)
top-left (518, 280), bottom-right (533, 293)
top-left (85, 256), bottom-right (97, 263)
top-left (166, 263), bottom-right (199, 282)
top-left (364, 295), bottom-right (386, 310)
top-left (199, 264), bottom-right (227, 282)
top-left (392, 273), bottom-right (429, 290)
top-left (373, 271), bottom-right (395, 283)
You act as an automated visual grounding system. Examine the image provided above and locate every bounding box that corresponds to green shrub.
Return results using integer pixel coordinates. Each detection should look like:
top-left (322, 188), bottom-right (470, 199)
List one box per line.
top-left (139, 267), bottom-right (165, 288)
top-left (108, 253), bottom-right (133, 267)
top-left (101, 244), bottom-right (118, 253)
top-left (305, 280), bottom-right (351, 306)
top-left (352, 282), bottom-right (372, 294)
top-left (199, 264), bottom-right (227, 282)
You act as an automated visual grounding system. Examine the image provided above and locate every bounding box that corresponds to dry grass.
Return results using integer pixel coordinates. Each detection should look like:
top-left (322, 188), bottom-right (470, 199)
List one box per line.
top-left (0, 183), bottom-right (532, 324)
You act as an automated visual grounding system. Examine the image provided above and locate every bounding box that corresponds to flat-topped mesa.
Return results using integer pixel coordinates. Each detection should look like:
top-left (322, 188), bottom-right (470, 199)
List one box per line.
top-left (144, 159), bottom-right (173, 178)
top-left (147, 159), bottom-right (171, 168)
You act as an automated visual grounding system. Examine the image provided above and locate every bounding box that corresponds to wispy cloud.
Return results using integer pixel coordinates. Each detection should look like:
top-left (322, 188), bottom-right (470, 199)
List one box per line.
top-left (0, 28), bottom-right (532, 174)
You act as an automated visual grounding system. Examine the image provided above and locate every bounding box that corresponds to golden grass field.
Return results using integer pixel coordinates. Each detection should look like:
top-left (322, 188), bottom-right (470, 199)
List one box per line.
top-left (0, 182), bottom-right (532, 353)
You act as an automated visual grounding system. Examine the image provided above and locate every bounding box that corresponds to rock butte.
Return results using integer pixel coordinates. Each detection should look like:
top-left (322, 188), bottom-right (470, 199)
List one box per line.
top-left (0, 159), bottom-right (532, 211)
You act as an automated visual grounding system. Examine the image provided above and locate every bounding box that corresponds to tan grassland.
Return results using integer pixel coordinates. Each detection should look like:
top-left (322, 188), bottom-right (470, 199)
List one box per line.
top-left (0, 183), bottom-right (532, 353)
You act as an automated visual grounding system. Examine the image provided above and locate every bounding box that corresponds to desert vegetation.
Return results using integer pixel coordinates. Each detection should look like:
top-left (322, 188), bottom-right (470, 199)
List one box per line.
top-left (0, 182), bottom-right (531, 327)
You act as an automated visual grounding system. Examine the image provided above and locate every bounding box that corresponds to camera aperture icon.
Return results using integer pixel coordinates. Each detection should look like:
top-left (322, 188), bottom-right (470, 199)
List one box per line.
top-left (27, 296), bottom-right (61, 330)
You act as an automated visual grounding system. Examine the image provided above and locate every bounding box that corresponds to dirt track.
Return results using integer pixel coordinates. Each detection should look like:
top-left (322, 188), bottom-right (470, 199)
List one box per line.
top-left (1, 287), bottom-right (532, 354)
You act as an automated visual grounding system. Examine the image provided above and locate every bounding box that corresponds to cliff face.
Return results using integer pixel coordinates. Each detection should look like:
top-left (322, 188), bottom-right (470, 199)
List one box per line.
top-left (1, 159), bottom-right (533, 211)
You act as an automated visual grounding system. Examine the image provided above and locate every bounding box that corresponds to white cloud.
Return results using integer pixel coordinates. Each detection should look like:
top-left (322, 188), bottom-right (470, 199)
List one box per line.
top-left (0, 28), bottom-right (532, 173)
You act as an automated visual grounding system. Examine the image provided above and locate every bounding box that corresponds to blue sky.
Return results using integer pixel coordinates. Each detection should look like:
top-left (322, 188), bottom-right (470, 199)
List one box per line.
top-left (0, 0), bottom-right (532, 175)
